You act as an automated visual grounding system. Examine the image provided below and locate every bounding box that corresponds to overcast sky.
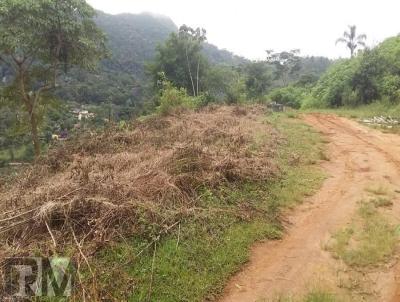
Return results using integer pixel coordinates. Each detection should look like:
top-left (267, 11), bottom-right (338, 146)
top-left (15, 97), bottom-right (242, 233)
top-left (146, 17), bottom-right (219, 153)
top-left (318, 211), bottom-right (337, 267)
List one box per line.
top-left (87, 0), bottom-right (400, 60)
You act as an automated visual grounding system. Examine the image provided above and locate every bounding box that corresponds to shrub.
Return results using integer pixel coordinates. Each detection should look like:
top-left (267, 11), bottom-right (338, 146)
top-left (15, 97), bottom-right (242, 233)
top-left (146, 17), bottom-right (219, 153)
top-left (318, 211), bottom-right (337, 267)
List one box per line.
top-left (378, 74), bottom-right (400, 103)
top-left (311, 58), bottom-right (359, 107)
top-left (157, 81), bottom-right (196, 115)
top-left (267, 86), bottom-right (308, 109)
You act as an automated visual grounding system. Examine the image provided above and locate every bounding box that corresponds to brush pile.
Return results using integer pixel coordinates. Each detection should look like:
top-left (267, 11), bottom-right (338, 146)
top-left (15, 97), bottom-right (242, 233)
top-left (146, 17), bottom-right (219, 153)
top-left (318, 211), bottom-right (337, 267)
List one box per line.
top-left (0, 106), bottom-right (280, 258)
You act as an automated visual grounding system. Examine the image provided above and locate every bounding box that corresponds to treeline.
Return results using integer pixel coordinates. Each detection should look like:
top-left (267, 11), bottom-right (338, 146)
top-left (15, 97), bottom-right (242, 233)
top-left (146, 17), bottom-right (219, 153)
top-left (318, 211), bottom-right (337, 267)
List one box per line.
top-left (146, 26), bottom-right (331, 113)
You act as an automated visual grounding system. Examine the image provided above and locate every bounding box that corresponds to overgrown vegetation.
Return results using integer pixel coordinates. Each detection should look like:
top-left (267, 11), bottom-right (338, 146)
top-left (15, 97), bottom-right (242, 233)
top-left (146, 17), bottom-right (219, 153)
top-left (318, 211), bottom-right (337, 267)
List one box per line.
top-left (303, 36), bottom-right (400, 110)
top-left (90, 112), bottom-right (325, 301)
top-left (0, 108), bottom-right (325, 300)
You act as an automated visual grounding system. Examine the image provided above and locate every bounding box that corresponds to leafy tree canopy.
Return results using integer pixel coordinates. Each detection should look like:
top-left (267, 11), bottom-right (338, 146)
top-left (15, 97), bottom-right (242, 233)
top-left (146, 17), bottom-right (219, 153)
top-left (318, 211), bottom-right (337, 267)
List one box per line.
top-left (0, 0), bottom-right (108, 156)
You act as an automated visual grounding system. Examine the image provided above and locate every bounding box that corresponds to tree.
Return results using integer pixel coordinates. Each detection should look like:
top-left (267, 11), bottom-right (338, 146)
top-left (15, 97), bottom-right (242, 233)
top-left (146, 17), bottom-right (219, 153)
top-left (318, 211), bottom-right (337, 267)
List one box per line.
top-left (266, 49), bottom-right (301, 86)
top-left (336, 25), bottom-right (367, 57)
top-left (149, 25), bottom-right (208, 96)
top-left (244, 61), bottom-right (273, 98)
top-left (0, 0), bottom-right (107, 157)
top-left (179, 25), bottom-right (207, 96)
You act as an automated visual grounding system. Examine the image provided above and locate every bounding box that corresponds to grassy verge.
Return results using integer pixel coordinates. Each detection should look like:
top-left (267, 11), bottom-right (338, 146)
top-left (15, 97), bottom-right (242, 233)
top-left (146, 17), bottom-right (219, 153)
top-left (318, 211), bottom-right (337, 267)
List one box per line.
top-left (303, 102), bottom-right (400, 135)
top-left (304, 101), bottom-right (400, 119)
top-left (87, 113), bottom-right (326, 301)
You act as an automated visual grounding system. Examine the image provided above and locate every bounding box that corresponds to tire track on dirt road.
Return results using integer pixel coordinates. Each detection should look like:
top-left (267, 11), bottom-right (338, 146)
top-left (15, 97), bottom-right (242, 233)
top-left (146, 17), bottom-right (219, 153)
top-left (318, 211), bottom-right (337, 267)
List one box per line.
top-left (219, 113), bottom-right (400, 302)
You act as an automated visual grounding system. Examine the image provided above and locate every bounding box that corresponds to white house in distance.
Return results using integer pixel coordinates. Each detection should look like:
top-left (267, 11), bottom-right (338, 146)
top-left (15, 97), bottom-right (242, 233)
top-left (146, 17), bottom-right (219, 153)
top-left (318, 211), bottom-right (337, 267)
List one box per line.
top-left (72, 109), bottom-right (95, 121)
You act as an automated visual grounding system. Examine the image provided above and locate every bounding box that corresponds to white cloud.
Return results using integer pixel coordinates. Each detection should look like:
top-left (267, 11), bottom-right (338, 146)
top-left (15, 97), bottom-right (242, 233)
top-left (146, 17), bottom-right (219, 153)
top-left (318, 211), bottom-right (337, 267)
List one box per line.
top-left (87, 0), bottom-right (400, 59)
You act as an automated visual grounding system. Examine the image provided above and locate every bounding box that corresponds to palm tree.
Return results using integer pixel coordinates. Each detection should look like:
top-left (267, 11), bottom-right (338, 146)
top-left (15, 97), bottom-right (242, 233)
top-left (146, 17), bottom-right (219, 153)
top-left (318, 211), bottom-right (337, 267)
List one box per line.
top-left (336, 25), bottom-right (367, 57)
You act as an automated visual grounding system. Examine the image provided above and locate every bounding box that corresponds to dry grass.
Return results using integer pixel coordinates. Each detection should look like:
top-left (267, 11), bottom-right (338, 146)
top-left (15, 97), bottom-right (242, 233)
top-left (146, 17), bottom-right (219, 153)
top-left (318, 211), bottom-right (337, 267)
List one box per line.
top-left (0, 106), bottom-right (279, 259)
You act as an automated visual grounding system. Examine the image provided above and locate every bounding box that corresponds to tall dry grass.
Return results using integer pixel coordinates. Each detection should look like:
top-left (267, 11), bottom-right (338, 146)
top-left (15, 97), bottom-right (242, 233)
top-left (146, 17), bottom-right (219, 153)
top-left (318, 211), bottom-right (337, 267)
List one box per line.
top-left (0, 106), bottom-right (279, 258)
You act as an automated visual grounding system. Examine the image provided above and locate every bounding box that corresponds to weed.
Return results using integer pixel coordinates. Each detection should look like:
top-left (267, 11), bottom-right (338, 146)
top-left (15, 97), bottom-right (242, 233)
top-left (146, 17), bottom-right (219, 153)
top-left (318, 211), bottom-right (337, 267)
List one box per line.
top-left (303, 290), bottom-right (338, 302)
top-left (270, 289), bottom-right (340, 302)
top-left (370, 197), bottom-right (393, 208)
top-left (365, 185), bottom-right (389, 196)
top-left (327, 201), bottom-right (398, 267)
top-left (286, 112), bottom-right (299, 119)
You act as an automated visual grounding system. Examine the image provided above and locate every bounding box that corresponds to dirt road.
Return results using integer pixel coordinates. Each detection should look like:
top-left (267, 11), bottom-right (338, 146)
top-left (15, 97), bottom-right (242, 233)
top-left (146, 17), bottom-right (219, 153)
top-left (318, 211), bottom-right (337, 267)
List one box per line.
top-left (220, 113), bottom-right (400, 301)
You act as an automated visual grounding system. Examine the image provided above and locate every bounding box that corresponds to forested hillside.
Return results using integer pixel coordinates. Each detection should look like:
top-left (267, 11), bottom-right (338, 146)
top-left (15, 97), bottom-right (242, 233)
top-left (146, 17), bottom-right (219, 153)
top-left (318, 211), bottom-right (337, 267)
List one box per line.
top-left (55, 11), bottom-right (247, 109)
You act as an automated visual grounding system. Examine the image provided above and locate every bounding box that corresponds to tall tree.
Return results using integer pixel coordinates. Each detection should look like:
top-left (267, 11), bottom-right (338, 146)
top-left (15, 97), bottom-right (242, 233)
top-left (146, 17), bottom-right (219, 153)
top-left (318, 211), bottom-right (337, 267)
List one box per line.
top-left (149, 25), bottom-right (208, 96)
top-left (244, 61), bottom-right (273, 98)
top-left (266, 49), bottom-right (301, 86)
top-left (336, 25), bottom-right (367, 57)
top-left (0, 0), bottom-right (107, 157)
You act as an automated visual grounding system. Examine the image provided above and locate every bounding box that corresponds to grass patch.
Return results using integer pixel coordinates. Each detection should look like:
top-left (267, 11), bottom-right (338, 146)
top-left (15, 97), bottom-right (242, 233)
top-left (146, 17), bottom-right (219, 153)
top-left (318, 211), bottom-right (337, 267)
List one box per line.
top-left (371, 197), bottom-right (393, 208)
top-left (304, 102), bottom-right (400, 120)
top-left (365, 185), bottom-right (389, 196)
top-left (87, 113), bottom-right (326, 301)
top-left (304, 102), bottom-right (400, 134)
top-left (269, 289), bottom-right (340, 302)
top-left (302, 290), bottom-right (338, 302)
top-left (326, 201), bottom-right (398, 267)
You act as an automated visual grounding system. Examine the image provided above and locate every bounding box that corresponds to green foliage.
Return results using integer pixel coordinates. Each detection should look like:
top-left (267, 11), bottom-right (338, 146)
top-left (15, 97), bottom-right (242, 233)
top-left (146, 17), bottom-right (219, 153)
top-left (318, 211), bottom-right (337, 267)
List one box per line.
top-left (148, 25), bottom-right (209, 97)
top-left (305, 36), bottom-right (400, 109)
top-left (157, 80), bottom-right (197, 115)
top-left (0, 0), bottom-right (108, 156)
top-left (204, 65), bottom-right (246, 103)
top-left (266, 49), bottom-right (301, 86)
top-left (308, 59), bottom-right (360, 108)
top-left (0, 0), bottom-right (107, 71)
top-left (245, 61), bottom-right (273, 99)
top-left (267, 86), bottom-right (308, 109)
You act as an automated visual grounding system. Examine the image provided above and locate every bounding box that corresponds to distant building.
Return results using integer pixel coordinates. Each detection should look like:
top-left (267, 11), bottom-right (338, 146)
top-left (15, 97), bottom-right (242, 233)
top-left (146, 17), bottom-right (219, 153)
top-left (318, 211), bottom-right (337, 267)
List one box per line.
top-left (72, 109), bottom-right (95, 121)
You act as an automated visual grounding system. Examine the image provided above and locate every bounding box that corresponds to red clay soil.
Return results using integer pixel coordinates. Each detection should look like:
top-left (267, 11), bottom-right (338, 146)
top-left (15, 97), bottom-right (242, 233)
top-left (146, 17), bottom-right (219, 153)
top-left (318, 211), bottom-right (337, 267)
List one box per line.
top-left (220, 113), bottom-right (400, 302)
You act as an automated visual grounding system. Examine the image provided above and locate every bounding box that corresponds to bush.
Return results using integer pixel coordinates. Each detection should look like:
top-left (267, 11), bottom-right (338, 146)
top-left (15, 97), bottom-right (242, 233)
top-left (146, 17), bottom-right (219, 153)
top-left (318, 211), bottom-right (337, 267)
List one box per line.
top-left (267, 86), bottom-right (308, 109)
top-left (301, 95), bottom-right (322, 109)
top-left (378, 74), bottom-right (400, 103)
top-left (311, 58), bottom-right (359, 107)
top-left (157, 81), bottom-right (196, 115)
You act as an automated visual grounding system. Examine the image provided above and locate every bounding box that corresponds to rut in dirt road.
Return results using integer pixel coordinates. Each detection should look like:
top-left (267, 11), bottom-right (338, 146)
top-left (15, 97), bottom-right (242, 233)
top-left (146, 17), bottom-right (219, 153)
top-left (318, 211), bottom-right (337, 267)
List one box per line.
top-left (220, 113), bottom-right (400, 302)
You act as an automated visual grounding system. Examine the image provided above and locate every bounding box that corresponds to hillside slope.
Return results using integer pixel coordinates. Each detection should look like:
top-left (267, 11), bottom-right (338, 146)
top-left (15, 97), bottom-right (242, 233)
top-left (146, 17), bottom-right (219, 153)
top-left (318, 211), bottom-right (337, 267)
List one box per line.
top-left (55, 11), bottom-right (247, 108)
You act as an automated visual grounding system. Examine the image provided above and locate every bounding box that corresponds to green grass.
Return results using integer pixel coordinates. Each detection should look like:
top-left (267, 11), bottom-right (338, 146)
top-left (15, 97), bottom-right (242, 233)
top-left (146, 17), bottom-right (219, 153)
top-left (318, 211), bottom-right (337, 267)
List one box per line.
top-left (89, 113), bottom-right (326, 301)
top-left (0, 144), bottom-right (32, 163)
top-left (302, 290), bottom-right (338, 302)
top-left (304, 101), bottom-right (400, 119)
top-left (303, 102), bottom-right (400, 134)
top-left (269, 289), bottom-right (340, 302)
top-left (326, 201), bottom-right (398, 267)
